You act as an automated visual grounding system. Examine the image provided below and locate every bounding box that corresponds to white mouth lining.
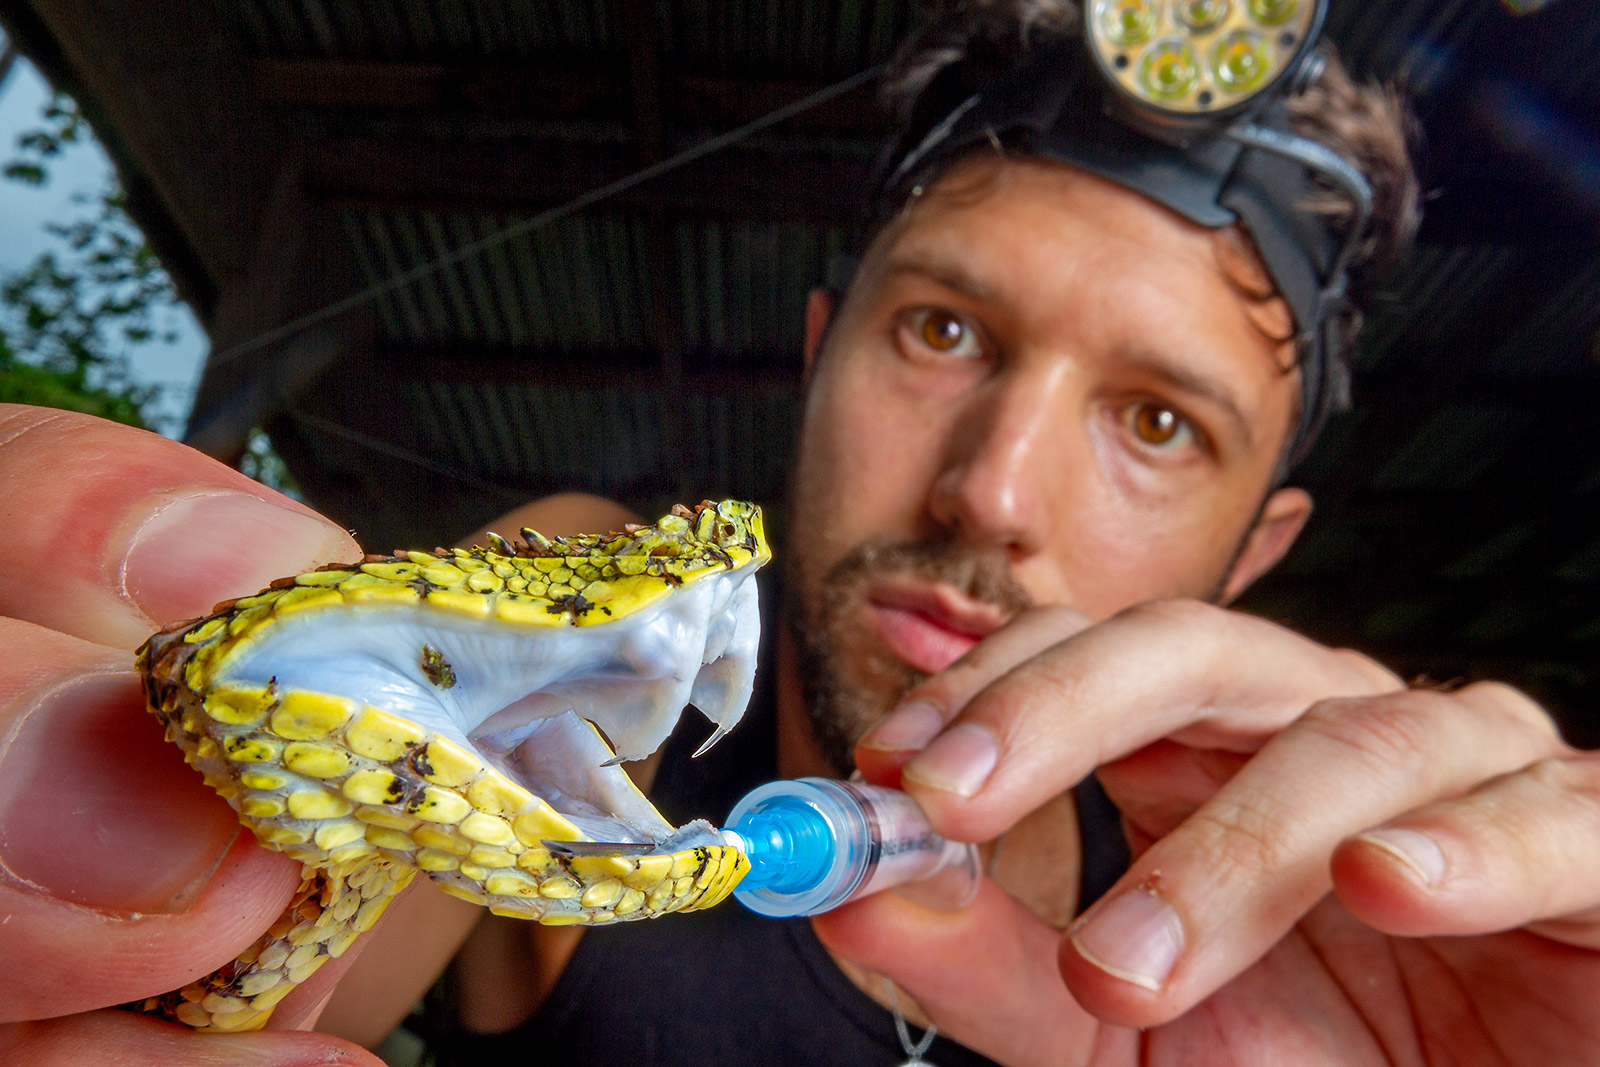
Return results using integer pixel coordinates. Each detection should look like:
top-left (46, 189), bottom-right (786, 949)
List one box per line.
top-left (214, 566), bottom-right (761, 842)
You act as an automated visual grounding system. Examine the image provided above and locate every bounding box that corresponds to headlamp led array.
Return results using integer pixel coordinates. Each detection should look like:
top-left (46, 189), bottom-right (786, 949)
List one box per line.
top-left (1087, 0), bottom-right (1322, 122)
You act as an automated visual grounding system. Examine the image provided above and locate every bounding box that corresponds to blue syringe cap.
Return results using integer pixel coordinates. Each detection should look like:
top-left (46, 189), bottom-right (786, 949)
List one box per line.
top-left (727, 795), bottom-right (836, 894)
top-left (724, 778), bottom-right (873, 917)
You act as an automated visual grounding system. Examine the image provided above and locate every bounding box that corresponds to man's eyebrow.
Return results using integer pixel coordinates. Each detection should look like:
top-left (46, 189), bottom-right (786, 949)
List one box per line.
top-left (880, 253), bottom-right (994, 302)
top-left (1127, 351), bottom-right (1256, 450)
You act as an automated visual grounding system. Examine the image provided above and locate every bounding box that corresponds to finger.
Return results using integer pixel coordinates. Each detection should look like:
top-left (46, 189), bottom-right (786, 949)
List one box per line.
top-left (1333, 741), bottom-right (1600, 947)
top-left (856, 605), bottom-right (1091, 786)
top-left (811, 879), bottom-right (1125, 1066)
top-left (1058, 683), bottom-right (1564, 1027)
top-left (0, 618), bottom-right (302, 1020)
top-left (0, 1010), bottom-right (383, 1066)
top-left (0, 404), bottom-right (357, 649)
top-left (896, 600), bottom-right (1401, 841)
top-left (1094, 740), bottom-right (1251, 852)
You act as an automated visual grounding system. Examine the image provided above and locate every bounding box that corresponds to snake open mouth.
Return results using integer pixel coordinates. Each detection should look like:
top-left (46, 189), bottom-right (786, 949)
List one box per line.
top-left (141, 500), bottom-right (770, 923)
top-left (134, 501), bottom-right (768, 1031)
top-left (215, 560), bottom-right (763, 851)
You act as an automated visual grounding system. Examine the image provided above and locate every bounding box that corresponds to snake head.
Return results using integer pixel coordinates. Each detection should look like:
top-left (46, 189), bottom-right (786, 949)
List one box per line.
top-left (139, 500), bottom-right (771, 925)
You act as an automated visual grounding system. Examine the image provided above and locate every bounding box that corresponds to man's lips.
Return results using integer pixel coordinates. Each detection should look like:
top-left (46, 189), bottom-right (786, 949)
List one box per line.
top-left (865, 584), bottom-right (1008, 676)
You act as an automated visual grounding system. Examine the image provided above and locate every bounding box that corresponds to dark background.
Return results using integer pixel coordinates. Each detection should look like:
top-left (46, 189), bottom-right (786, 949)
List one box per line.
top-left (2, 0), bottom-right (1595, 741)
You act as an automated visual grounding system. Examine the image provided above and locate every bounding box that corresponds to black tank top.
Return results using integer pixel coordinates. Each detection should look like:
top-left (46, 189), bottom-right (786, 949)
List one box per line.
top-left (437, 623), bottom-right (1129, 1066)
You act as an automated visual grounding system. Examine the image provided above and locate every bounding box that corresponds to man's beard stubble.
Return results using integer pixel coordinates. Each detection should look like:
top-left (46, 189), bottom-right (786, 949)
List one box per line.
top-left (786, 537), bottom-right (1033, 776)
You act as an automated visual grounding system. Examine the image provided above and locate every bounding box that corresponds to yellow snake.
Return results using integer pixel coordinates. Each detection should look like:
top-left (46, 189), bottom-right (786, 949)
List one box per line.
top-left (131, 500), bottom-right (769, 1032)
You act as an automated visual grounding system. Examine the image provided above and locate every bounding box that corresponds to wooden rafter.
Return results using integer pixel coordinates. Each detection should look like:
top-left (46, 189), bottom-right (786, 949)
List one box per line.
top-left (248, 57), bottom-right (885, 135)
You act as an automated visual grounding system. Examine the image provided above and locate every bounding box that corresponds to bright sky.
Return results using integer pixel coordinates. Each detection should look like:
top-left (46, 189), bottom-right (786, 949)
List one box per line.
top-left (0, 46), bottom-right (206, 436)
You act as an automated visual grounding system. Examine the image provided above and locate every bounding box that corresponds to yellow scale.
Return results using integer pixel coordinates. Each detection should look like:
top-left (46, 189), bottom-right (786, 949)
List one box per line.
top-left (133, 500), bottom-right (769, 1032)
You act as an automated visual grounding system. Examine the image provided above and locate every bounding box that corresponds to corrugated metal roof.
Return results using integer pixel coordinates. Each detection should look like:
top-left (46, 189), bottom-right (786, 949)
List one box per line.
top-left (1485, 257), bottom-right (1600, 374)
top-left (1371, 405), bottom-right (1532, 491)
top-left (384, 376), bottom-right (802, 506)
top-left (338, 206), bottom-right (847, 362)
top-left (660, 0), bottom-right (916, 78)
top-left (1558, 535), bottom-right (1600, 582)
top-left (233, 0), bottom-right (619, 61)
top-left (1326, 0), bottom-right (1481, 78)
top-left (1353, 245), bottom-right (1522, 370)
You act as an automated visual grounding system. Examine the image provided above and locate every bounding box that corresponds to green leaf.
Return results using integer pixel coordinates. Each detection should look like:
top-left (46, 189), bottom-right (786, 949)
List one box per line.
top-left (3, 162), bottom-right (46, 185)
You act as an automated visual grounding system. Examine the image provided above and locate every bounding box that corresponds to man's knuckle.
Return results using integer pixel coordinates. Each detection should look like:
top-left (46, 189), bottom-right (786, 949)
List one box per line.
top-left (1457, 681), bottom-right (1562, 743)
top-left (1115, 598), bottom-right (1221, 645)
top-left (1186, 792), bottom-right (1296, 880)
top-left (975, 661), bottom-right (1081, 739)
top-left (1299, 693), bottom-right (1439, 776)
top-left (1507, 758), bottom-right (1600, 848)
top-left (1028, 603), bottom-right (1092, 635)
top-left (1523, 756), bottom-right (1591, 797)
top-left (1330, 647), bottom-right (1402, 691)
top-left (1138, 597), bottom-right (1215, 625)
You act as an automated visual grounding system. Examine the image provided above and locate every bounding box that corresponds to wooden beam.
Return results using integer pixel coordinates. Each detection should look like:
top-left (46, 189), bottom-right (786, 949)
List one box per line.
top-left (302, 135), bottom-right (872, 222)
top-left (622, 0), bottom-right (664, 165)
top-left (8, 0), bottom-right (288, 300)
top-left (249, 57), bottom-right (887, 136)
top-left (620, 0), bottom-right (692, 496)
top-left (250, 58), bottom-right (625, 116)
top-left (379, 343), bottom-right (802, 397)
top-left (184, 162), bottom-right (372, 459)
top-left (0, 37), bottom-right (18, 88)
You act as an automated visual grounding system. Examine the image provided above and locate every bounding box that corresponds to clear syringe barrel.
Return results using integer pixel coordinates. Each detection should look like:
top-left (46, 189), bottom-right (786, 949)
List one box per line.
top-left (723, 777), bottom-right (980, 918)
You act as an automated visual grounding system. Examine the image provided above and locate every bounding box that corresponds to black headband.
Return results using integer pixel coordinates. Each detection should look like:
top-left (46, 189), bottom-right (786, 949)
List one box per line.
top-left (867, 41), bottom-right (1369, 472)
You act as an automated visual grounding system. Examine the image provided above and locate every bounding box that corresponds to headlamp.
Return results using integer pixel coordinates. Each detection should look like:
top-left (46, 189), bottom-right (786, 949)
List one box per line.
top-left (872, 0), bottom-right (1373, 471)
top-left (1087, 0), bottom-right (1320, 124)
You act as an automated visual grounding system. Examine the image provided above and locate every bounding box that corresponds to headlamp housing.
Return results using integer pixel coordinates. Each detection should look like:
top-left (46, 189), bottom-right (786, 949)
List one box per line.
top-left (1086, 0), bottom-right (1325, 132)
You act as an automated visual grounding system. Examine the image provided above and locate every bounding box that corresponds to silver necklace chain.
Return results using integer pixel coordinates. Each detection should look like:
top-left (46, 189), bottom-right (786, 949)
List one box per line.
top-left (878, 831), bottom-right (1009, 1065)
top-left (884, 977), bottom-right (938, 1067)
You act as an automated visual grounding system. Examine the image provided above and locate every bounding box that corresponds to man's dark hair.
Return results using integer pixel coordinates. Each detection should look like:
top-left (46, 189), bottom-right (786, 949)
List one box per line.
top-left (873, 0), bottom-right (1422, 381)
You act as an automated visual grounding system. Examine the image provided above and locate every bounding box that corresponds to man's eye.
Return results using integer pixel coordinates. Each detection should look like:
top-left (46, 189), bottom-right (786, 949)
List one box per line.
top-left (1125, 402), bottom-right (1196, 450)
top-left (905, 308), bottom-right (982, 359)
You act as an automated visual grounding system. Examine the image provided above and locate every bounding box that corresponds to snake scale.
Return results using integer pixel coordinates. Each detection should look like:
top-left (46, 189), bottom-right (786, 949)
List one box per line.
top-left (132, 500), bottom-right (769, 1032)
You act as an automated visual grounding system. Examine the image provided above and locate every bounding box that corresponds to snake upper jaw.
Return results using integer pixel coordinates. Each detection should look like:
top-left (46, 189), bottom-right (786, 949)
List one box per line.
top-left (457, 563), bottom-right (762, 845)
top-left (206, 544), bottom-right (764, 853)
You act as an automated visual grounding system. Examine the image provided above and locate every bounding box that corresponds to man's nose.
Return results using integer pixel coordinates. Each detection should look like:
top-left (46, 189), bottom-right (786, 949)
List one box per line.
top-left (926, 365), bottom-right (1069, 556)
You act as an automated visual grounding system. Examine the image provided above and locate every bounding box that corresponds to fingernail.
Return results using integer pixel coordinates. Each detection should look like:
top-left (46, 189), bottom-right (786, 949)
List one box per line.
top-left (0, 674), bottom-right (239, 913)
top-left (859, 701), bottom-right (945, 753)
top-left (903, 722), bottom-right (998, 797)
top-left (1069, 885), bottom-right (1185, 991)
top-left (1356, 827), bottom-right (1446, 887)
top-left (120, 491), bottom-right (354, 625)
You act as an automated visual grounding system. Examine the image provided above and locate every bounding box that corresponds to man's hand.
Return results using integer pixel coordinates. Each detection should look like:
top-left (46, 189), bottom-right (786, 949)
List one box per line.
top-left (817, 598), bottom-right (1600, 1066)
top-left (0, 405), bottom-right (382, 1065)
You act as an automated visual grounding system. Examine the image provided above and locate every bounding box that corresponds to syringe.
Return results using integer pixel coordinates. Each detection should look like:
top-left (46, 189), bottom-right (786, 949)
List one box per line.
top-left (722, 777), bottom-right (981, 918)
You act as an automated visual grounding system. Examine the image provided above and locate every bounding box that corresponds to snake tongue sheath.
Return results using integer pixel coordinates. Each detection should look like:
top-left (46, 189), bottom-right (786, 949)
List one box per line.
top-left (133, 501), bottom-right (769, 1032)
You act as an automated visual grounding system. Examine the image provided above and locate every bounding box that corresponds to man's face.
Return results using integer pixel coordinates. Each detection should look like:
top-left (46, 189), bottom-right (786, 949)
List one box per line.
top-left (787, 155), bottom-right (1309, 772)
